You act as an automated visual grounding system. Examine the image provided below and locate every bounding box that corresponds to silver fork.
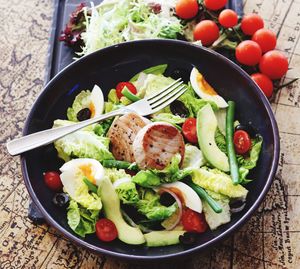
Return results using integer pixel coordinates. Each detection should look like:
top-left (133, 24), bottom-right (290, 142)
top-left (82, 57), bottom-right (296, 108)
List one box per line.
top-left (7, 79), bottom-right (187, 156)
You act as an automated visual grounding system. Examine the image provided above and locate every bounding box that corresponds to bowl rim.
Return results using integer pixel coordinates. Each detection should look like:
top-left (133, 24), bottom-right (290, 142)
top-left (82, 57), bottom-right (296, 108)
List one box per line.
top-left (20, 39), bottom-right (280, 261)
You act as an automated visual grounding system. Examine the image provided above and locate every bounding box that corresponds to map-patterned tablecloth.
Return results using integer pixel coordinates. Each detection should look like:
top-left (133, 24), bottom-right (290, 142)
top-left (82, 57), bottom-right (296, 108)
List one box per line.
top-left (1, 0), bottom-right (299, 268)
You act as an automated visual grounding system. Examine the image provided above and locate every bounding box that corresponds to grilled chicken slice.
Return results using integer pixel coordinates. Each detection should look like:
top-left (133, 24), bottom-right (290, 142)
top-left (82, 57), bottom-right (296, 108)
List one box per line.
top-left (133, 122), bottom-right (185, 170)
top-left (107, 113), bottom-right (148, 162)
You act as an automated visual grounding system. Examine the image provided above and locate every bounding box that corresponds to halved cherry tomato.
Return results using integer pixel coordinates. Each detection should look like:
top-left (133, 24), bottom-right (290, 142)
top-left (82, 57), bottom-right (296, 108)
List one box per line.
top-left (96, 218), bottom-right (118, 242)
top-left (252, 29), bottom-right (277, 53)
top-left (193, 20), bottom-right (220, 46)
top-left (235, 40), bottom-right (262, 66)
top-left (116, 82), bottom-right (137, 99)
top-left (241, 14), bottom-right (264, 36)
top-left (175, 0), bottom-right (199, 20)
top-left (181, 208), bottom-right (208, 233)
top-left (182, 118), bottom-right (198, 144)
top-left (43, 171), bottom-right (63, 191)
top-left (259, 50), bottom-right (288, 80)
top-left (204, 0), bottom-right (227, 11)
top-left (251, 73), bottom-right (274, 98)
top-left (233, 130), bottom-right (251, 155)
top-left (218, 9), bottom-right (238, 28)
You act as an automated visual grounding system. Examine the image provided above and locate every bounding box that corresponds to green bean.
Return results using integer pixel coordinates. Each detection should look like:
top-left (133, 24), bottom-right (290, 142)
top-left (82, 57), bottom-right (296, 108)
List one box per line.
top-left (186, 180), bottom-right (222, 213)
top-left (82, 177), bottom-right (98, 193)
top-left (102, 160), bottom-right (139, 171)
top-left (121, 87), bottom-right (141, 102)
top-left (226, 101), bottom-right (239, 185)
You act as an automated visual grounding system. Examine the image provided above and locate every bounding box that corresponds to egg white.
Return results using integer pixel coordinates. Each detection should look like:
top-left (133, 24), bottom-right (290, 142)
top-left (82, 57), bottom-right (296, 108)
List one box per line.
top-left (160, 181), bottom-right (202, 213)
top-left (190, 67), bottom-right (228, 108)
top-left (60, 158), bottom-right (105, 186)
top-left (90, 85), bottom-right (104, 118)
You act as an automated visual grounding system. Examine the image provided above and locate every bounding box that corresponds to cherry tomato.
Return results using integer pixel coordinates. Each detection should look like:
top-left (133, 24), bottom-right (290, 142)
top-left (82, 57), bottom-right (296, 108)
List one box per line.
top-left (218, 9), bottom-right (238, 28)
top-left (252, 29), bottom-right (277, 53)
top-left (204, 0), bottom-right (227, 11)
top-left (235, 40), bottom-right (262, 66)
top-left (43, 171), bottom-right (63, 191)
top-left (116, 82), bottom-right (137, 99)
top-left (175, 0), bottom-right (199, 19)
top-left (259, 50), bottom-right (288, 80)
top-left (251, 73), bottom-right (274, 98)
top-left (181, 208), bottom-right (208, 233)
top-left (241, 14), bottom-right (264, 36)
top-left (233, 130), bottom-right (251, 155)
top-left (182, 118), bottom-right (198, 144)
top-left (96, 218), bottom-right (118, 242)
top-left (193, 20), bottom-right (220, 46)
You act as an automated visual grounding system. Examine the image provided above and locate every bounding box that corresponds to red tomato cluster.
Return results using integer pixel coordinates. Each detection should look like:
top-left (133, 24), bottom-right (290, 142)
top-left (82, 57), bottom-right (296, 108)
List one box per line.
top-left (174, 0), bottom-right (289, 99)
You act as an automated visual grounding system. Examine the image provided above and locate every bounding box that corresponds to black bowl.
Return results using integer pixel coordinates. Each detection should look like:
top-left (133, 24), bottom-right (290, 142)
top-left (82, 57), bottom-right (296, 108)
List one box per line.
top-left (21, 40), bottom-right (279, 261)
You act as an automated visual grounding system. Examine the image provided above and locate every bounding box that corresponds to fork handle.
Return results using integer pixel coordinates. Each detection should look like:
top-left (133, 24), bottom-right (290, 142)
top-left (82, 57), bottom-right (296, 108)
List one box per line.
top-left (7, 109), bottom-right (126, 156)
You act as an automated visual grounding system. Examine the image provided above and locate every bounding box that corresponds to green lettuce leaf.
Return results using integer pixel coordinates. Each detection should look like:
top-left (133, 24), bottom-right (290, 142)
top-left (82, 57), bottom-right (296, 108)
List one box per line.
top-left (67, 199), bottom-right (99, 237)
top-left (191, 167), bottom-right (248, 200)
top-left (136, 189), bottom-right (177, 221)
top-left (115, 181), bottom-right (139, 204)
top-left (182, 144), bottom-right (206, 169)
top-left (104, 168), bottom-right (130, 183)
top-left (67, 90), bottom-right (91, 122)
top-left (53, 120), bottom-right (113, 162)
top-left (151, 113), bottom-right (185, 130)
top-left (178, 83), bottom-right (219, 117)
top-left (132, 154), bottom-right (192, 187)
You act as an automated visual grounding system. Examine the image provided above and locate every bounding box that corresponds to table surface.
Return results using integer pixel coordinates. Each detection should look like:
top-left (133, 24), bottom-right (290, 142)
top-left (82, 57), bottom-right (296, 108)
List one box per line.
top-left (1, 0), bottom-right (300, 268)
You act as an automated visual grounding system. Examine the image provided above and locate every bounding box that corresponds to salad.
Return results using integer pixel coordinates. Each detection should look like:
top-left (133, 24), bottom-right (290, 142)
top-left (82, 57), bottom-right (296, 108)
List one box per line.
top-left (44, 65), bottom-right (262, 247)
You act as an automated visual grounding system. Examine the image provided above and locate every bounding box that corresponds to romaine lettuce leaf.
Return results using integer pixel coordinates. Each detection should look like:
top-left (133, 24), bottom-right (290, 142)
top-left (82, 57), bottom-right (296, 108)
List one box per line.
top-left (53, 120), bottom-right (113, 162)
top-left (130, 64), bottom-right (168, 82)
top-left (115, 181), bottom-right (139, 204)
top-left (104, 168), bottom-right (130, 183)
top-left (182, 144), bottom-right (206, 169)
top-left (151, 113), bottom-right (185, 130)
top-left (132, 154), bottom-right (192, 187)
top-left (191, 167), bottom-right (248, 200)
top-left (67, 199), bottom-right (99, 237)
top-left (178, 83), bottom-right (219, 117)
top-left (67, 90), bottom-right (91, 122)
top-left (136, 189), bottom-right (177, 221)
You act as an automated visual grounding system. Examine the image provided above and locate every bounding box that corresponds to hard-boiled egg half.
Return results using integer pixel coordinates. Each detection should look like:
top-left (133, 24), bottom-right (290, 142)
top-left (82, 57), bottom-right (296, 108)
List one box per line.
top-left (159, 181), bottom-right (202, 213)
top-left (89, 85), bottom-right (104, 118)
top-left (60, 158), bottom-right (105, 187)
top-left (190, 67), bottom-right (228, 108)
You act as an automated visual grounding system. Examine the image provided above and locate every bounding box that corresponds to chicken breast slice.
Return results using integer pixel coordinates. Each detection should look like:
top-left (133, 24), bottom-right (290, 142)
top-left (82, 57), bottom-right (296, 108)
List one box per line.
top-left (133, 122), bottom-right (185, 170)
top-left (107, 113), bottom-right (149, 162)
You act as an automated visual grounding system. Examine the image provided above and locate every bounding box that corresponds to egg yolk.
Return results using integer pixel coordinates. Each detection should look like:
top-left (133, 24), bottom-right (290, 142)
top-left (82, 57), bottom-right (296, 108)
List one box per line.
top-left (89, 102), bottom-right (95, 118)
top-left (196, 72), bottom-right (217, 96)
top-left (79, 164), bottom-right (95, 184)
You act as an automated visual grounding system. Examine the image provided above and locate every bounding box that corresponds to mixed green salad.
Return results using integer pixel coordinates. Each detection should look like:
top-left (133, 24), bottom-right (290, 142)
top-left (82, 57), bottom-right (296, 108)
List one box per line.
top-left (44, 65), bottom-right (262, 247)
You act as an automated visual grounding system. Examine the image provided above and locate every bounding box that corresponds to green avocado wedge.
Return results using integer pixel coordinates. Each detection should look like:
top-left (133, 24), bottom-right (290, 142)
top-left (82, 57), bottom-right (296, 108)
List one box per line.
top-left (197, 104), bottom-right (229, 172)
top-left (99, 177), bottom-right (145, 245)
top-left (144, 230), bottom-right (185, 247)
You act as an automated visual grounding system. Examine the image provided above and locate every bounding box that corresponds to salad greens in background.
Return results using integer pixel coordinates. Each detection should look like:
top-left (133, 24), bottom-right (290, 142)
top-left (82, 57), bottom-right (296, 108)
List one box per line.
top-left (46, 64), bottom-right (262, 247)
top-left (59, 0), bottom-right (298, 100)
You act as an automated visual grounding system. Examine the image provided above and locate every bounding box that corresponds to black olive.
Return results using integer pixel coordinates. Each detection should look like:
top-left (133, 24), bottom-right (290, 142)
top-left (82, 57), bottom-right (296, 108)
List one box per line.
top-left (170, 68), bottom-right (190, 81)
top-left (170, 100), bottom-right (189, 118)
top-left (159, 192), bottom-right (176, 207)
top-left (235, 123), bottom-right (257, 138)
top-left (52, 193), bottom-right (69, 208)
top-left (179, 232), bottom-right (198, 245)
top-left (77, 107), bottom-right (91, 121)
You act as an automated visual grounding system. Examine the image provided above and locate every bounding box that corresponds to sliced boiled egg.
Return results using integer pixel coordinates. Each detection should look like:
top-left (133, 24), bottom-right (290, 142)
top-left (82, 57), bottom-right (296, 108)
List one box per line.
top-left (190, 67), bottom-right (228, 108)
top-left (159, 181), bottom-right (202, 213)
top-left (60, 158), bottom-right (105, 186)
top-left (89, 85), bottom-right (104, 118)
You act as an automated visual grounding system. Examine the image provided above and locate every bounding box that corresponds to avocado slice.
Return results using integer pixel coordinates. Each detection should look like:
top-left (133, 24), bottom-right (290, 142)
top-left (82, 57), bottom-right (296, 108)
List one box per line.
top-left (144, 230), bottom-right (185, 247)
top-left (99, 177), bottom-right (145, 245)
top-left (197, 104), bottom-right (229, 172)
